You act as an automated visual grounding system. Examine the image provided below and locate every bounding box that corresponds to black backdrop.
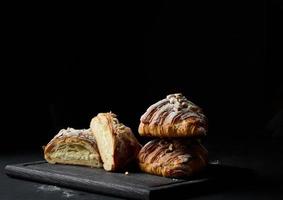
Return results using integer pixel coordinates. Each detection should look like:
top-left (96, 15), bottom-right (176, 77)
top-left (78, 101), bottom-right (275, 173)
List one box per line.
top-left (2, 1), bottom-right (282, 151)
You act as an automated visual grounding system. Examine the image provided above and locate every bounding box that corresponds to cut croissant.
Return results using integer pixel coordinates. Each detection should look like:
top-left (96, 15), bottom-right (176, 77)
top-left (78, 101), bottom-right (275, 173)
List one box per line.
top-left (44, 128), bottom-right (102, 168)
top-left (90, 112), bottom-right (141, 171)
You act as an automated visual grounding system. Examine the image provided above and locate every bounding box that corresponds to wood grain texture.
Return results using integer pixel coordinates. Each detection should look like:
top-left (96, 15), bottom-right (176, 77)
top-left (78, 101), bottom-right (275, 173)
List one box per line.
top-left (4, 161), bottom-right (216, 200)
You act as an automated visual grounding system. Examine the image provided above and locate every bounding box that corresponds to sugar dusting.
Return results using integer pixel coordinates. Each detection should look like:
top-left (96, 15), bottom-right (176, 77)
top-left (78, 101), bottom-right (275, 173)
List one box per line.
top-left (37, 185), bottom-right (75, 198)
top-left (62, 191), bottom-right (75, 198)
top-left (37, 185), bottom-right (61, 192)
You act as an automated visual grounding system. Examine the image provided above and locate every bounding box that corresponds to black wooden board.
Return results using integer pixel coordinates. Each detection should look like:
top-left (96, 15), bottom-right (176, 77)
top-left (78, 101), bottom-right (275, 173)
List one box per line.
top-left (5, 161), bottom-right (219, 200)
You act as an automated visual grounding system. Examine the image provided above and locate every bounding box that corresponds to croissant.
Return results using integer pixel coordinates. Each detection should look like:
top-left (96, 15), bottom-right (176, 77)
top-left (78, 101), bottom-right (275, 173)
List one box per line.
top-left (138, 139), bottom-right (208, 178)
top-left (44, 128), bottom-right (103, 168)
top-left (139, 93), bottom-right (208, 138)
top-left (90, 112), bottom-right (141, 171)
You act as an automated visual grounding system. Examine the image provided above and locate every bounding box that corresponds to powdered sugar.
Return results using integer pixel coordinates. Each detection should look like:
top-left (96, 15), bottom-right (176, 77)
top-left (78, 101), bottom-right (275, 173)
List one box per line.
top-left (37, 184), bottom-right (75, 198)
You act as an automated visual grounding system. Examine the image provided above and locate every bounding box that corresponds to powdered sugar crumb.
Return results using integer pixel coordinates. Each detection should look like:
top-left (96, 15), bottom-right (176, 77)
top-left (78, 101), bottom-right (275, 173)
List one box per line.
top-left (62, 191), bottom-right (75, 198)
top-left (37, 185), bottom-right (61, 192)
top-left (37, 185), bottom-right (75, 198)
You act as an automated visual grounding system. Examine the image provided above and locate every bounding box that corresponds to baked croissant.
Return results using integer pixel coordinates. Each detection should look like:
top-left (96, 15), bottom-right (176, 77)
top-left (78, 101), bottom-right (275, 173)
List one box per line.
top-left (90, 112), bottom-right (141, 171)
top-left (138, 139), bottom-right (208, 178)
top-left (139, 93), bottom-right (208, 137)
top-left (44, 128), bottom-right (103, 168)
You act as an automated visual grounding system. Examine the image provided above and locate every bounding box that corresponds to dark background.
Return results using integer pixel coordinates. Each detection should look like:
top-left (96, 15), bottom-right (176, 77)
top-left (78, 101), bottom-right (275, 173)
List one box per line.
top-left (1, 1), bottom-right (282, 151)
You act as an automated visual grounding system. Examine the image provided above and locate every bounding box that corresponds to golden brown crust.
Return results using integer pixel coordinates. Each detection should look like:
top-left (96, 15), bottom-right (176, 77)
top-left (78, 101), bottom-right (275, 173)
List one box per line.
top-left (139, 93), bottom-right (208, 137)
top-left (90, 112), bottom-right (142, 171)
top-left (138, 139), bottom-right (208, 177)
top-left (44, 128), bottom-right (103, 168)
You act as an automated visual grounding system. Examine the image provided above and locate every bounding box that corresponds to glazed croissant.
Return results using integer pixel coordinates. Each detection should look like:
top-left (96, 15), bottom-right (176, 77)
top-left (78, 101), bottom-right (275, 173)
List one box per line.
top-left (90, 112), bottom-right (141, 171)
top-left (138, 139), bottom-right (208, 178)
top-left (139, 93), bottom-right (208, 138)
top-left (44, 128), bottom-right (103, 168)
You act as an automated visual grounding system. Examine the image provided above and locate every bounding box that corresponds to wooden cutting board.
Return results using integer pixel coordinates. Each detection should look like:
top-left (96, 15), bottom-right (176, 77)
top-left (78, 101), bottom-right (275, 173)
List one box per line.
top-left (5, 161), bottom-right (219, 200)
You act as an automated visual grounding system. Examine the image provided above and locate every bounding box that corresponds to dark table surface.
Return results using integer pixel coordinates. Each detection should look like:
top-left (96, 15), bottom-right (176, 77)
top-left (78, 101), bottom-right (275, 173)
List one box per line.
top-left (1, 136), bottom-right (283, 200)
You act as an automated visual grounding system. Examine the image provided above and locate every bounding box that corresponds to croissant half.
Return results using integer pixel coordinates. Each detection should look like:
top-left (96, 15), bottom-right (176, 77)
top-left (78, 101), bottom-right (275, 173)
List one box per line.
top-left (90, 112), bottom-right (141, 171)
top-left (44, 128), bottom-right (103, 168)
top-left (139, 93), bottom-right (208, 137)
top-left (138, 139), bottom-right (208, 178)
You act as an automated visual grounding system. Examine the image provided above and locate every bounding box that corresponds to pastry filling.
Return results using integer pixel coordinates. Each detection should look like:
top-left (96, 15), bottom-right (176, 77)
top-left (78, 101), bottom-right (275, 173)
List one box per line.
top-left (50, 144), bottom-right (101, 166)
